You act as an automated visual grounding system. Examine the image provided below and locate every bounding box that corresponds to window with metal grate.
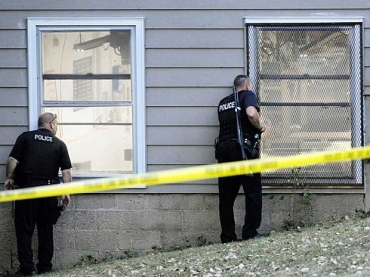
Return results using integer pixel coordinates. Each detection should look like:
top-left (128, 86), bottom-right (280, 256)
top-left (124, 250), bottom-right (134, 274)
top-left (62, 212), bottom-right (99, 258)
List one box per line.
top-left (246, 24), bottom-right (362, 186)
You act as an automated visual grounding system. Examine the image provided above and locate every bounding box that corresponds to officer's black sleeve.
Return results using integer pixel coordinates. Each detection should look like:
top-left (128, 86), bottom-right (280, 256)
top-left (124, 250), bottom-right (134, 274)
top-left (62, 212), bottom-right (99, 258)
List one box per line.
top-left (9, 132), bottom-right (27, 161)
top-left (59, 142), bottom-right (72, 170)
top-left (242, 92), bottom-right (260, 112)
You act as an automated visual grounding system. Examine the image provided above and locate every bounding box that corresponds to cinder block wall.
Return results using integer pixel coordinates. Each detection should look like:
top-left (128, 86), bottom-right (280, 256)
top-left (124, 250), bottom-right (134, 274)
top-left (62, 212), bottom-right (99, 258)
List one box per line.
top-left (0, 202), bottom-right (15, 276)
top-left (0, 193), bottom-right (364, 274)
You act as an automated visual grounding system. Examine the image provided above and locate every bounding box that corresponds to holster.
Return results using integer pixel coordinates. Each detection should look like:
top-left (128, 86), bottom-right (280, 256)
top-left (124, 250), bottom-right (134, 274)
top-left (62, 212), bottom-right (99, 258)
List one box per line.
top-left (50, 204), bottom-right (66, 225)
top-left (215, 139), bottom-right (242, 162)
top-left (215, 137), bottom-right (259, 161)
top-left (243, 139), bottom-right (260, 159)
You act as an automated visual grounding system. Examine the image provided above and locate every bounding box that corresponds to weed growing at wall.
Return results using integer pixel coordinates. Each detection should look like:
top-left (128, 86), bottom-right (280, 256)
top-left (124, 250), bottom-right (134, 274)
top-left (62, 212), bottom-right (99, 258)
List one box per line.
top-left (74, 250), bottom-right (140, 269)
top-left (355, 208), bottom-right (370, 218)
top-left (151, 236), bottom-right (214, 254)
top-left (152, 240), bottom-right (192, 253)
top-left (102, 252), bottom-right (116, 263)
top-left (284, 167), bottom-right (314, 230)
top-left (196, 235), bottom-right (211, 247)
top-left (76, 255), bottom-right (98, 266)
top-left (123, 250), bottom-right (139, 259)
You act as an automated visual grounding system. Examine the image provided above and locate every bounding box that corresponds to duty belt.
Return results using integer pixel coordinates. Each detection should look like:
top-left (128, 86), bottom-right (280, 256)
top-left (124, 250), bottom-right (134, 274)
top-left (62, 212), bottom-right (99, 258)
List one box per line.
top-left (27, 178), bottom-right (59, 185)
top-left (215, 137), bottom-right (253, 146)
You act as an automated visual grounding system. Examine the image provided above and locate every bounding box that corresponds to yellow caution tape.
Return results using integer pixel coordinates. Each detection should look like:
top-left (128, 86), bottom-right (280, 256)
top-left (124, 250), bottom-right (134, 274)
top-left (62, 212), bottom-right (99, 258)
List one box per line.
top-left (1, 146), bottom-right (370, 203)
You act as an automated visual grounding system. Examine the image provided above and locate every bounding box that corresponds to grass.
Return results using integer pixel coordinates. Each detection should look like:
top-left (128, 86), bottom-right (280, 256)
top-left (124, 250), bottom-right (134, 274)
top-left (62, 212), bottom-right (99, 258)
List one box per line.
top-left (45, 214), bottom-right (370, 277)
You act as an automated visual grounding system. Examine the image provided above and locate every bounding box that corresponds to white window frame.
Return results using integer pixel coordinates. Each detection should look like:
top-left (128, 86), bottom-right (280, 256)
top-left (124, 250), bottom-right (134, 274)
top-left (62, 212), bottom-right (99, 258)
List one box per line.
top-left (245, 16), bottom-right (364, 186)
top-left (27, 17), bottom-right (146, 177)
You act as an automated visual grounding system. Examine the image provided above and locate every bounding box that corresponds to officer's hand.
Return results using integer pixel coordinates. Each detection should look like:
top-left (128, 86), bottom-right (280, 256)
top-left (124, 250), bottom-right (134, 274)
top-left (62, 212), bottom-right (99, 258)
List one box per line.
top-left (62, 194), bottom-right (71, 207)
top-left (4, 178), bottom-right (14, 190)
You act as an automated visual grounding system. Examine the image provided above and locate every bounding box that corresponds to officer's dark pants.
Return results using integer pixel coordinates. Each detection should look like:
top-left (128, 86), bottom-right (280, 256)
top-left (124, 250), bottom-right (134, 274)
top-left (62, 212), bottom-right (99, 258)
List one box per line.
top-left (216, 138), bottom-right (262, 243)
top-left (14, 196), bottom-right (57, 274)
top-left (218, 172), bottom-right (262, 243)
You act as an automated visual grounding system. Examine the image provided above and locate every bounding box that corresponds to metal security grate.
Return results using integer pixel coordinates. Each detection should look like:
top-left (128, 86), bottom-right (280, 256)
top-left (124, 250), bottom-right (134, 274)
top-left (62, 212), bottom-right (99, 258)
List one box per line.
top-left (247, 24), bottom-right (363, 185)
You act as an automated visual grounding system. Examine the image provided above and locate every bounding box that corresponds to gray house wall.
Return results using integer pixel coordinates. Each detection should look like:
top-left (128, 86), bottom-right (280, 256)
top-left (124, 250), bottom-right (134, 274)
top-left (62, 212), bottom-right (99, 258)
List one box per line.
top-left (0, 0), bottom-right (369, 274)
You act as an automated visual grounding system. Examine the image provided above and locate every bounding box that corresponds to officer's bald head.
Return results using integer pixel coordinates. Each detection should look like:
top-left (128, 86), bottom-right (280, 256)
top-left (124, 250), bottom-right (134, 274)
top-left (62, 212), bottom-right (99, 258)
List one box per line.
top-left (234, 75), bottom-right (251, 90)
top-left (38, 112), bottom-right (58, 135)
top-left (38, 112), bottom-right (57, 127)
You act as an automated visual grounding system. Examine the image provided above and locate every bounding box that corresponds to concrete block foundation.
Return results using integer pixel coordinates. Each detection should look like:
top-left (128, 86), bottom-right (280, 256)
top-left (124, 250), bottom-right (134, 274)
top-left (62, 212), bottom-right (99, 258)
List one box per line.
top-left (0, 193), bottom-right (364, 275)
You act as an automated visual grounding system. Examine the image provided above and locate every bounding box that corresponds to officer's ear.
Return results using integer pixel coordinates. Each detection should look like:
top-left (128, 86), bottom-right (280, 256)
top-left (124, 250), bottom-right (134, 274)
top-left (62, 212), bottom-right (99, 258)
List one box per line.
top-left (49, 120), bottom-right (58, 134)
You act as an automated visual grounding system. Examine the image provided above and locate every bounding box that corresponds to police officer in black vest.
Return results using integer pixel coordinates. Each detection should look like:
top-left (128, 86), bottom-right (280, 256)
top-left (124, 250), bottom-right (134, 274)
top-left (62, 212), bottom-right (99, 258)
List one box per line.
top-left (215, 75), bottom-right (266, 243)
top-left (4, 112), bottom-right (72, 277)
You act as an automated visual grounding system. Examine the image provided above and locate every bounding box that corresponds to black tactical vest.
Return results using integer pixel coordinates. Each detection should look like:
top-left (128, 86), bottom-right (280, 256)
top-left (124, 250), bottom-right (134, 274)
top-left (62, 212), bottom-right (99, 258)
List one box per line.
top-left (218, 93), bottom-right (237, 141)
top-left (218, 90), bottom-right (259, 142)
top-left (10, 128), bottom-right (72, 183)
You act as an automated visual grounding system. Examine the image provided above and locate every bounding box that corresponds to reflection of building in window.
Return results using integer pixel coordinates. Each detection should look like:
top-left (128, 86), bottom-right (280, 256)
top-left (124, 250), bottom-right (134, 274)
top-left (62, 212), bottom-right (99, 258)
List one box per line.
top-left (73, 56), bottom-right (93, 110)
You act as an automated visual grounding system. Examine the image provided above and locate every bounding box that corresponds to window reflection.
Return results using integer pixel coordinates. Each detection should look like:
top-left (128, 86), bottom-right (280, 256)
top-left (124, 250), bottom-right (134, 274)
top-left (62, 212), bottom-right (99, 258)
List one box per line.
top-left (42, 30), bottom-right (133, 176)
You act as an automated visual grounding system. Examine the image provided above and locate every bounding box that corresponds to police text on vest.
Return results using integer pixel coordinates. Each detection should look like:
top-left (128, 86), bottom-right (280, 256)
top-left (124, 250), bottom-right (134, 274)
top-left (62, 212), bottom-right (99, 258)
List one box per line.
top-left (34, 134), bottom-right (53, 142)
top-left (219, 101), bottom-right (235, 112)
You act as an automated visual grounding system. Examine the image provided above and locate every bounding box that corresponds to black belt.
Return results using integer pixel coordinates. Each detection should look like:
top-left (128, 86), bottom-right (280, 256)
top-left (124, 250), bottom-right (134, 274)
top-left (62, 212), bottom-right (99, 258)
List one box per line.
top-left (216, 137), bottom-right (253, 146)
top-left (27, 178), bottom-right (59, 185)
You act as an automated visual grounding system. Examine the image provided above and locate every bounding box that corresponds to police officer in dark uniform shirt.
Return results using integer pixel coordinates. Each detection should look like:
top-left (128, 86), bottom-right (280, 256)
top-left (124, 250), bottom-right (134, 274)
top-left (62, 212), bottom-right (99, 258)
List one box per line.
top-left (216, 75), bottom-right (266, 243)
top-left (4, 112), bottom-right (72, 277)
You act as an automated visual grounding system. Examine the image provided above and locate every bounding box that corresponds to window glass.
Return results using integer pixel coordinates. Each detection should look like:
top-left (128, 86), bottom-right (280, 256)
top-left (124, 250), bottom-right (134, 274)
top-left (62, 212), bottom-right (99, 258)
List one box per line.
top-left (42, 31), bottom-right (131, 75)
top-left (41, 30), bottom-right (134, 176)
top-left (28, 18), bottom-right (145, 180)
top-left (43, 79), bottom-right (132, 102)
top-left (44, 107), bottom-right (133, 175)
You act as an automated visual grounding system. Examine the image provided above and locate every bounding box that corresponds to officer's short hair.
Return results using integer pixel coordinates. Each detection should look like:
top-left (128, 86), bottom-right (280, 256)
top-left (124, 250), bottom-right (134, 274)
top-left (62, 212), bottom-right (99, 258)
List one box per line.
top-left (233, 75), bottom-right (251, 88)
top-left (38, 112), bottom-right (57, 127)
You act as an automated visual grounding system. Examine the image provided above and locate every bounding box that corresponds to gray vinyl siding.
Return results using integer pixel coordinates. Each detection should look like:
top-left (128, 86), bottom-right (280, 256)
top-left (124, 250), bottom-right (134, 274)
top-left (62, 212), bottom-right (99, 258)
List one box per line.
top-left (146, 49), bottom-right (244, 67)
top-left (0, 30), bottom-right (26, 48)
top-left (0, 2), bottom-right (369, 191)
top-left (146, 88), bottom-right (228, 106)
top-left (0, 69), bottom-right (27, 87)
top-left (0, 50), bottom-right (27, 67)
top-left (0, 127), bottom-right (28, 142)
top-left (147, 127), bottom-right (216, 145)
top-left (0, 0), bottom-right (369, 9)
top-left (0, 89), bottom-right (27, 106)
top-left (0, 108), bottom-right (27, 125)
